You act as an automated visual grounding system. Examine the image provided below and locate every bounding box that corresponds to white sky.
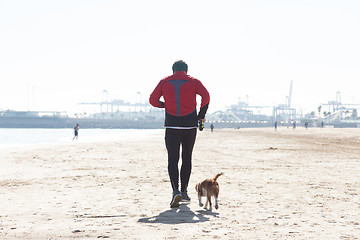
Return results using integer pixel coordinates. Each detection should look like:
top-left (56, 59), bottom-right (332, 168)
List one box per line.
top-left (1, 0), bottom-right (359, 115)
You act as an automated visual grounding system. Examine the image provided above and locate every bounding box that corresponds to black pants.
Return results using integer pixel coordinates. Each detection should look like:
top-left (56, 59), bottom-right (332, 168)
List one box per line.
top-left (165, 128), bottom-right (197, 192)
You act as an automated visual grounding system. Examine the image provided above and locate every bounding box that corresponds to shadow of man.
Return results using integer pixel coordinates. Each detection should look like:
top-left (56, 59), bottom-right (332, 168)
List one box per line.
top-left (138, 204), bottom-right (219, 224)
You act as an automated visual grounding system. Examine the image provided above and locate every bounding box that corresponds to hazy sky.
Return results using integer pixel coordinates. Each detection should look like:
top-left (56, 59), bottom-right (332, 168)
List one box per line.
top-left (1, 0), bottom-right (359, 115)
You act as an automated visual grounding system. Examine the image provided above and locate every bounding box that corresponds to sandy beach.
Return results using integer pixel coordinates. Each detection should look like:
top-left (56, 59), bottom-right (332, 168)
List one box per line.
top-left (1, 127), bottom-right (360, 239)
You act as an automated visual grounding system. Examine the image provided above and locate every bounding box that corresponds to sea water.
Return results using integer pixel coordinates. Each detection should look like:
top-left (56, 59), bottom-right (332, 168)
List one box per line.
top-left (0, 128), bottom-right (163, 149)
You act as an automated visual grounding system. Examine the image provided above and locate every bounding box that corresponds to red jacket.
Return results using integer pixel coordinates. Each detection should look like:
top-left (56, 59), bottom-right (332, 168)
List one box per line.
top-left (149, 71), bottom-right (210, 127)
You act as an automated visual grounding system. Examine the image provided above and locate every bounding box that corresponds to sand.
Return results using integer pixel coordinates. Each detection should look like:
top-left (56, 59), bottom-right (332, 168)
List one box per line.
top-left (0, 127), bottom-right (360, 239)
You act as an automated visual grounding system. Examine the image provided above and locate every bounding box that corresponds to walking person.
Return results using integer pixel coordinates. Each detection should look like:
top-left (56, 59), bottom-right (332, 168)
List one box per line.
top-left (73, 124), bottom-right (79, 140)
top-left (149, 60), bottom-right (210, 208)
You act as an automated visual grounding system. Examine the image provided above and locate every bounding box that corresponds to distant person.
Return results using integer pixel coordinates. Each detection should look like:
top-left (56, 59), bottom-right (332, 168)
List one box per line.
top-left (293, 121), bottom-right (296, 130)
top-left (274, 121), bottom-right (278, 132)
top-left (321, 121), bottom-right (324, 128)
top-left (305, 122), bottom-right (308, 129)
top-left (73, 124), bottom-right (79, 140)
top-left (210, 123), bottom-right (214, 132)
top-left (149, 60), bottom-right (210, 208)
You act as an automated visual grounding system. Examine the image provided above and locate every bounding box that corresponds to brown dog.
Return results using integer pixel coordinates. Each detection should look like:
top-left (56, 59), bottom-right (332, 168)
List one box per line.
top-left (195, 172), bottom-right (223, 210)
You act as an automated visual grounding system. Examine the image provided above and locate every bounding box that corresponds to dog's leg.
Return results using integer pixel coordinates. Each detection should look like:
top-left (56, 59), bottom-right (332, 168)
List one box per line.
top-left (198, 194), bottom-right (203, 207)
top-left (204, 197), bottom-right (209, 209)
top-left (196, 184), bottom-right (203, 207)
top-left (207, 195), bottom-right (212, 210)
top-left (204, 189), bottom-right (209, 209)
top-left (202, 189), bottom-right (208, 208)
top-left (214, 195), bottom-right (219, 209)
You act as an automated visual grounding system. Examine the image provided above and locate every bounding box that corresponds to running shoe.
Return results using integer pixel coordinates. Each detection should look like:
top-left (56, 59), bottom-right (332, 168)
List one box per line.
top-left (170, 189), bottom-right (182, 208)
top-left (181, 191), bottom-right (191, 202)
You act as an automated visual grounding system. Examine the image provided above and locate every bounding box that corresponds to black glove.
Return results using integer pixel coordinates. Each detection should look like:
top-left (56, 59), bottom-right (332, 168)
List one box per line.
top-left (198, 120), bottom-right (204, 131)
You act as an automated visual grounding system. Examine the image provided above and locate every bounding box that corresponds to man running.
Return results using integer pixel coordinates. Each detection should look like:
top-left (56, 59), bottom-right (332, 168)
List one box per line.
top-left (149, 60), bottom-right (210, 208)
top-left (73, 124), bottom-right (79, 140)
top-left (210, 123), bottom-right (214, 132)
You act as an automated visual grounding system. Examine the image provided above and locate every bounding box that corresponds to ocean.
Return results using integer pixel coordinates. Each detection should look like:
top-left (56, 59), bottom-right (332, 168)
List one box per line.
top-left (0, 128), bottom-right (163, 149)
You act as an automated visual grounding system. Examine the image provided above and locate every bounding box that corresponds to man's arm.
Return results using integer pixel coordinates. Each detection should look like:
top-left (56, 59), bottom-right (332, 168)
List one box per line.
top-left (196, 80), bottom-right (210, 120)
top-left (149, 80), bottom-right (165, 108)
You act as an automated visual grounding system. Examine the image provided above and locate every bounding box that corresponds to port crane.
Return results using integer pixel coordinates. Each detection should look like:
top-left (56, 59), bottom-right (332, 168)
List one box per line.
top-left (272, 80), bottom-right (296, 122)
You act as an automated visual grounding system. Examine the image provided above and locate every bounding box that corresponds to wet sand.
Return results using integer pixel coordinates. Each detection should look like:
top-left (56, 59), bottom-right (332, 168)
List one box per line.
top-left (1, 128), bottom-right (359, 239)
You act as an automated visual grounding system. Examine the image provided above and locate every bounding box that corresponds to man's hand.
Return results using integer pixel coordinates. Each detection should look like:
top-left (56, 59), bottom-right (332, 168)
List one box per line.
top-left (199, 118), bottom-right (206, 122)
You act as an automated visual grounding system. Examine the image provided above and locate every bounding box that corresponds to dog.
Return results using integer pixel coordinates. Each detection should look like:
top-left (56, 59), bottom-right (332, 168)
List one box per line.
top-left (195, 172), bottom-right (223, 210)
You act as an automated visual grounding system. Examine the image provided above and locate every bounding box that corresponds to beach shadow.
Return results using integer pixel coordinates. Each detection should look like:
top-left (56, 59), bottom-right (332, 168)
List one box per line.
top-left (138, 204), bottom-right (218, 224)
top-left (195, 209), bottom-right (220, 217)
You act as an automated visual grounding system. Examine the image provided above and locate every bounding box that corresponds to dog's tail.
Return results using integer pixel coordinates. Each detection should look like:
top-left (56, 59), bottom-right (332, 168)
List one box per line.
top-left (213, 172), bottom-right (224, 181)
